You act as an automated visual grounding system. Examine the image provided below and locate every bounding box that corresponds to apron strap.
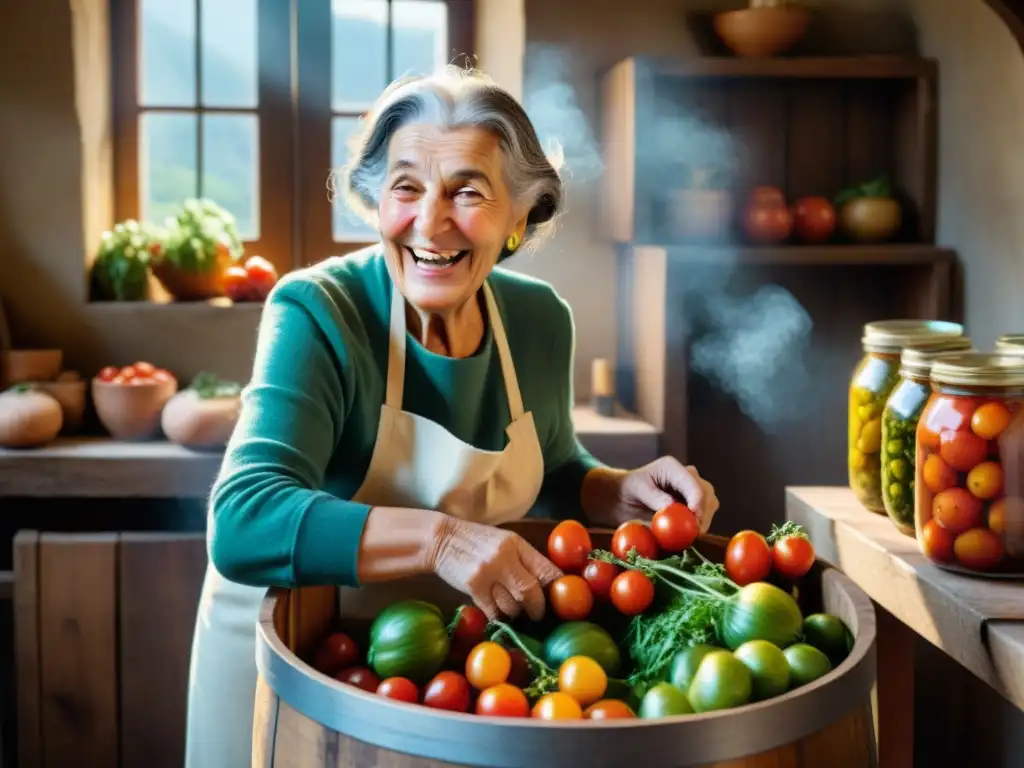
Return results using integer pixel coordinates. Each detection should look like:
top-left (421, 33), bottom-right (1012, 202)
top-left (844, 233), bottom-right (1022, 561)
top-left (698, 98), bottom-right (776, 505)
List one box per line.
top-left (483, 282), bottom-right (525, 420)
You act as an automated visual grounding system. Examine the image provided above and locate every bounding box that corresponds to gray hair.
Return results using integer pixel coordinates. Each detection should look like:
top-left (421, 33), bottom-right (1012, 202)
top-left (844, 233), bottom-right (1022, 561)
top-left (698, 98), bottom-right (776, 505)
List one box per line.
top-left (333, 66), bottom-right (564, 255)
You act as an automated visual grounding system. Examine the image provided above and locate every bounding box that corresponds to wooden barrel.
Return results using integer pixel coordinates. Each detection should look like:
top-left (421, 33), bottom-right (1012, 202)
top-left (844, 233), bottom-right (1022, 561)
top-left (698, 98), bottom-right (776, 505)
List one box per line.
top-left (254, 521), bottom-right (878, 768)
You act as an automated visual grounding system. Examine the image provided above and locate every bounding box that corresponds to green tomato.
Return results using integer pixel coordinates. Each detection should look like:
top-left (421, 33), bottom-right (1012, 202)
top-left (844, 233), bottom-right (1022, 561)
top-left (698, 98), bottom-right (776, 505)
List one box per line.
top-left (687, 651), bottom-right (753, 713)
top-left (733, 640), bottom-right (790, 701)
top-left (669, 644), bottom-right (716, 693)
top-left (802, 614), bottom-right (854, 667)
top-left (638, 683), bottom-right (694, 718)
top-left (784, 643), bottom-right (833, 688)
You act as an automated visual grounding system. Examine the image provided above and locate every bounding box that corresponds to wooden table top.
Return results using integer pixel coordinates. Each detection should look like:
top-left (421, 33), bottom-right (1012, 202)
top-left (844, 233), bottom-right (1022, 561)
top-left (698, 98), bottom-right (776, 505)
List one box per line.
top-left (786, 486), bottom-right (1024, 713)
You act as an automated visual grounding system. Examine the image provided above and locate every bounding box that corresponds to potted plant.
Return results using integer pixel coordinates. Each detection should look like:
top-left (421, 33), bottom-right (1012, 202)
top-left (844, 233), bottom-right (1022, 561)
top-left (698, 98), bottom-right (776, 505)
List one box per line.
top-left (151, 198), bottom-right (245, 301)
top-left (834, 175), bottom-right (903, 243)
top-left (89, 219), bottom-right (163, 301)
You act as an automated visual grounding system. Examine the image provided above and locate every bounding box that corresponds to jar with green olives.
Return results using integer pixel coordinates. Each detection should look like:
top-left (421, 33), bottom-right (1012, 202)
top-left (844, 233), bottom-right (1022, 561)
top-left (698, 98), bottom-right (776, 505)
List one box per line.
top-left (880, 338), bottom-right (973, 535)
top-left (849, 320), bottom-right (964, 513)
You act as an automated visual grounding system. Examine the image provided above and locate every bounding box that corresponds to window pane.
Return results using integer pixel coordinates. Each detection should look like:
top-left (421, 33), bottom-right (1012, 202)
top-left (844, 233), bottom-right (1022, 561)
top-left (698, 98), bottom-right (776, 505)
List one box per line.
top-left (332, 0), bottom-right (388, 112)
top-left (201, 0), bottom-right (258, 107)
top-left (332, 117), bottom-right (377, 241)
top-left (391, 1), bottom-right (449, 80)
top-left (202, 114), bottom-right (260, 240)
top-left (140, 112), bottom-right (198, 224)
top-left (140, 0), bottom-right (197, 106)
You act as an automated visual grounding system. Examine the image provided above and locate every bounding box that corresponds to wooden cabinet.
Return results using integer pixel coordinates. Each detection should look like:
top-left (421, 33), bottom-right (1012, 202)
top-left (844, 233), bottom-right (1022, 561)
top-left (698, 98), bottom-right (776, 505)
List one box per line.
top-left (601, 56), bottom-right (961, 533)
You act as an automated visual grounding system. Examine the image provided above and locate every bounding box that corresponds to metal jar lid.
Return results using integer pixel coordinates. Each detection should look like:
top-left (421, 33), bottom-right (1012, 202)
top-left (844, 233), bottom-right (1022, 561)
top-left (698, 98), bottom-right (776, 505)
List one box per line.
top-left (995, 334), bottom-right (1024, 354)
top-left (862, 320), bottom-right (964, 354)
top-left (899, 338), bottom-right (975, 379)
top-left (930, 352), bottom-right (1024, 388)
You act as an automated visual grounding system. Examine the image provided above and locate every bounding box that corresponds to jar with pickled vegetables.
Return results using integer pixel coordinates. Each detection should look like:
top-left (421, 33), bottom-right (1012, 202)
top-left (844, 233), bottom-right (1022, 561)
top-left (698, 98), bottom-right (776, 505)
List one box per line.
top-left (850, 320), bottom-right (964, 513)
top-left (916, 353), bottom-right (1024, 576)
top-left (881, 339), bottom-right (973, 536)
top-left (995, 334), bottom-right (1024, 354)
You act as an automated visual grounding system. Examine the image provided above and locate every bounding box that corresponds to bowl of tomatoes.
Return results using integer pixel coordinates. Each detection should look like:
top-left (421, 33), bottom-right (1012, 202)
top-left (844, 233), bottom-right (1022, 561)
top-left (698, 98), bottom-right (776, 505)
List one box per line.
top-left (92, 361), bottom-right (178, 440)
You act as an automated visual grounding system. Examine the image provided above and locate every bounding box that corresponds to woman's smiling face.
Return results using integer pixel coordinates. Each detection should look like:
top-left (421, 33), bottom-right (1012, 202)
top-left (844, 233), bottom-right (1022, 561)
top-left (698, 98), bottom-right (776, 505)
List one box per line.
top-left (378, 123), bottom-right (527, 315)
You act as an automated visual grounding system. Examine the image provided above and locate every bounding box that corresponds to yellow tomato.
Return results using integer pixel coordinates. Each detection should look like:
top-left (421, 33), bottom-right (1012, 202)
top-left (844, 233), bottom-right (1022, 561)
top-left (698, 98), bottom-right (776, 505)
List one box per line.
top-left (966, 461), bottom-right (1004, 500)
top-left (558, 655), bottom-right (607, 707)
top-left (465, 642), bottom-right (511, 691)
top-left (531, 692), bottom-right (583, 720)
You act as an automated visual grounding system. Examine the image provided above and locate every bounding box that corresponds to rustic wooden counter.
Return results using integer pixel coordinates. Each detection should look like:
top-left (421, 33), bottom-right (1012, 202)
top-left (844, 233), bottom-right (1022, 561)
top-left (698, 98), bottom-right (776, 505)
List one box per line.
top-left (0, 405), bottom-right (659, 498)
top-left (786, 486), bottom-right (1024, 767)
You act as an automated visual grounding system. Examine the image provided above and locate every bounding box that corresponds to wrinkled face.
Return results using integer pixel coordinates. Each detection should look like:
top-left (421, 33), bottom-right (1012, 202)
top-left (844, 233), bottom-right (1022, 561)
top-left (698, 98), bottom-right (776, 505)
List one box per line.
top-left (378, 123), bottom-right (526, 315)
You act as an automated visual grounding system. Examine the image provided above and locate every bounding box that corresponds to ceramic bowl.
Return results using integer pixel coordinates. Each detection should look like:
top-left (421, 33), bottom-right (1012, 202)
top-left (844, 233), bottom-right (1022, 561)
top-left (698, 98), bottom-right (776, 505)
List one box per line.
top-left (2, 349), bottom-right (63, 385)
top-left (713, 6), bottom-right (811, 58)
top-left (92, 375), bottom-right (178, 440)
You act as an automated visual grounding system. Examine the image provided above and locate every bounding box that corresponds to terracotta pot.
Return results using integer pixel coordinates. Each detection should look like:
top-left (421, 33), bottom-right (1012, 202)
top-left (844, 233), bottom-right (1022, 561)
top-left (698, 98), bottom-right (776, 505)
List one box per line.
top-left (2, 349), bottom-right (63, 386)
top-left (92, 375), bottom-right (178, 440)
top-left (151, 249), bottom-right (234, 301)
top-left (37, 377), bottom-right (87, 434)
top-left (713, 6), bottom-right (811, 58)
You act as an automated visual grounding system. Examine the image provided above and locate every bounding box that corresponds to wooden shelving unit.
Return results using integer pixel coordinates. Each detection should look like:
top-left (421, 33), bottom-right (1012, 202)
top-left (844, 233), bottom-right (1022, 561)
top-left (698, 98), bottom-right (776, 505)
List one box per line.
top-left (601, 55), bottom-right (961, 533)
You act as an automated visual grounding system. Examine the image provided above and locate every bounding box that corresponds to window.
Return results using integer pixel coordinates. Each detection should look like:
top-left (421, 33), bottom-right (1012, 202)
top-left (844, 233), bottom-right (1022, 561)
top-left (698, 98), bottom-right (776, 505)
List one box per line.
top-left (112, 0), bottom-right (475, 277)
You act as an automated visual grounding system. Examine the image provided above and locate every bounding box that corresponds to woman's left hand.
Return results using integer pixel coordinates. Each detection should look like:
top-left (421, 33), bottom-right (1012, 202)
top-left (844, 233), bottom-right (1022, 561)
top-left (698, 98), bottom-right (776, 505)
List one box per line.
top-left (585, 457), bottom-right (720, 533)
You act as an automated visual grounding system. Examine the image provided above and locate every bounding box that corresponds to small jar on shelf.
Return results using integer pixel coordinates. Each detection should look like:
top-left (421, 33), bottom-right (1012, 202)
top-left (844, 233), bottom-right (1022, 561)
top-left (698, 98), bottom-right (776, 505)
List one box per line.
top-left (881, 338), bottom-right (974, 536)
top-left (916, 353), bottom-right (1024, 577)
top-left (995, 334), bottom-right (1024, 354)
top-left (849, 320), bottom-right (964, 514)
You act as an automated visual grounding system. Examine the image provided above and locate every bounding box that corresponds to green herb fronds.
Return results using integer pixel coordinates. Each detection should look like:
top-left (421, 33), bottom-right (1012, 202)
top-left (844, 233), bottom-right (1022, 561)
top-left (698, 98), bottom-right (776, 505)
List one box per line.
top-left (188, 372), bottom-right (242, 399)
top-left (623, 593), bottom-right (723, 685)
top-left (766, 520), bottom-right (807, 544)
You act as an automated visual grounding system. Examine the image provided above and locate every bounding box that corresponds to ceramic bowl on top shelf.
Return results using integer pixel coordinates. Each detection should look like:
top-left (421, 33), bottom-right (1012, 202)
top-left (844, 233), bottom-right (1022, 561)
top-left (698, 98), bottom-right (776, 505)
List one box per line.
top-left (713, 4), bottom-right (811, 58)
top-left (2, 349), bottom-right (63, 386)
top-left (92, 373), bottom-right (179, 440)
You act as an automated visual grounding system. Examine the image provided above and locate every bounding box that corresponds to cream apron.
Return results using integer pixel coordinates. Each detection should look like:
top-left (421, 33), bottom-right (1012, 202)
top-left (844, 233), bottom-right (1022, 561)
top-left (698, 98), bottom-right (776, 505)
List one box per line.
top-left (184, 278), bottom-right (545, 767)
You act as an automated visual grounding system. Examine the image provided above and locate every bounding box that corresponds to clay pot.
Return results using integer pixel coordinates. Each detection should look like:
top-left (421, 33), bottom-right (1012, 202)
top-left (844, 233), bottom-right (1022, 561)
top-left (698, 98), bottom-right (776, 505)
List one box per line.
top-left (713, 6), bottom-right (811, 58)
top-left (151, 247), bottom-right (234, 302)
top-left (839, 198), bottom-right (902, 243)
top-left (92, 375), bottom-right (178, 440)
top-left (2, 349), bottom-right (63, 386)
top-left (36, 374), bottom-right (87, 434)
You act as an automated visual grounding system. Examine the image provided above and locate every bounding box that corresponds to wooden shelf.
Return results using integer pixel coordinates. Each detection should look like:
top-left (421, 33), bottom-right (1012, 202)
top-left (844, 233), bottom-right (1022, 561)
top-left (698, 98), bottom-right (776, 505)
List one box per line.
top-left (653, 244), bottom-right (954, 266)
top-left (639, 55), bottom-right (937, 80)
top-left (85, 298), bottom-right (266, 312)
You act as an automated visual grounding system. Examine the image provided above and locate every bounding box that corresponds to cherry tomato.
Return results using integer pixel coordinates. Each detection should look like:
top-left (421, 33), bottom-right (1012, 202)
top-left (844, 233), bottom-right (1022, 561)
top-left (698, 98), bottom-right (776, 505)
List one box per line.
top-left (558, 655), bottom-right (607, 707)
top-left (547, 520), bottom-right (593, 573)
top-left (376, 677), bottom-right (418, 703)
top-left (452, 604), bottom-right (488, 647)
top-left (506, 648), bottom-right (535, 688)
top-left (953, 527), bottom-right (1005, 571)
top-left (651, 502), bottom-right (700, 553)
top-left (313, 632), bottom-right (360, 675)
top-left (939, 429), bottom-right (989, 472)
top-left (610, 570), bottom-right (655, 615)
top-left (791, 196), bottom-right (836, 243)
top-left (988, 496), bottom-right (1024, 535)
top-left (336, 666), bottom-right (380, 692)
top-left (119, 365), bottom-right (137, 380)
top-left (584, 699), bottom-right (636, 719)
top-left (549, 575), bottom-right (593, 621)
top-left (422, 671), bottom-right (472, 712)
top-left (771, 535), bottom-right (815, 580)
top-left (725, 530), bottom-right (772, 586)
top-left (151, 368), bottom-right (174, 383)
top-left (531, 691), bottom-right (583, 720)
top-left (223, 265), bottom-right (253, 302)
top-left (966, 461), bottom-right (1004, 500)
top-left (245, 256), bottom-right (279, 300)
top-left (111, 374), bottom-right (129, 385)
top-left (971, 402), bottom-right (1013, 440)
top-left (97, 366), bottom-right (119, 382)
top-left (611, 521), bottom-right (660, 561)
top-left (921, 519), bottom-right (956, 563)
top-left (475, 683), bottom-right (530, 717)
top-left (922, 453), bottom-right (957, 494)
top-left (932, 488), bottom-right (983, 534)
top-left (132, 361), bottom-right (156, 377)
top-left (582, 560), bottom-right (620, 602)
top-left (465, 641), bottom-right (511, 690)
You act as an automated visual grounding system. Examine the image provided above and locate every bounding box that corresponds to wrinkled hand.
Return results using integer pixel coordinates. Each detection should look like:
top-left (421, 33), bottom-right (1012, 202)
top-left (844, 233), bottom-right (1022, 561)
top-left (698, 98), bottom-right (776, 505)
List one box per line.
top-left (429, 516), bottom-right (563, 622)
top-left (591, 457), bottom-right (720, 533)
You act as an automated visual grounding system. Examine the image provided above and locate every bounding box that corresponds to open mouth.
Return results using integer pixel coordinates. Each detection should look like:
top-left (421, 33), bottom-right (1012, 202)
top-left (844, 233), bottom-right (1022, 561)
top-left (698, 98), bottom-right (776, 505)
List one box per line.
top-left (405, 246), bottom-right (470, 270)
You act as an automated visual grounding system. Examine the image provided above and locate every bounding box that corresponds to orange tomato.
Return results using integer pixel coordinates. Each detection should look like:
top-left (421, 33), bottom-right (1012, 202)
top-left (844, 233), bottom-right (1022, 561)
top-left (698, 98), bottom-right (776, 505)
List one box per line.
top-left (475, 684), bottom-right (530, 717)
top-left (558, 656), bottom-right (607, 707)
top-left (932, 488), bottom-right (983, 534)
top-left (953, 528), bottom-right (1005, 571)
top-left (223, 265), bottom-right (252, 302)
top-left (245, 255), bottom-right (279, 300)
top-left (988, 496), bottom-right (1024, 536)
top-left (921, 519), bottom-right (955, 563)
top-left (584, 699), bottom-right (636, 719)
top-left (971, 402), bottom-right (1013, 440)
top-left (966, 461), bottom-right (1004, 500)
top-left (549, 575), bottom-right (593, 621)
top-left (922, 453), bottom-right (957, 494)
top-left (532, 692), bottom-right (583, 720)
top-left (939, 429), bottom-right (989, 472)
top-left (465, 642), bottom-right (511, 690)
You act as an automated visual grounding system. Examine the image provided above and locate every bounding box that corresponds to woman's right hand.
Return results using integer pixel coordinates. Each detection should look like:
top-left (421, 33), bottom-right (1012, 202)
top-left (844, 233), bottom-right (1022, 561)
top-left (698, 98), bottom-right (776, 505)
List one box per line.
top-left (429, 516), bottom-right (563, 622)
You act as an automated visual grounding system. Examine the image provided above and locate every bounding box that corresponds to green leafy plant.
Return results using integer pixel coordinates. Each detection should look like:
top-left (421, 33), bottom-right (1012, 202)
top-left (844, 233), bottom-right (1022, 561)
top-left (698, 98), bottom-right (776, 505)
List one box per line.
top-left (834, 175), bottom-right (895, 208)
top-left (158, 198), bottom-right (244, 273)
top-left (89, 219), bottom-right (163, 301)
top-left (188, 372), bottom-right (243, 399)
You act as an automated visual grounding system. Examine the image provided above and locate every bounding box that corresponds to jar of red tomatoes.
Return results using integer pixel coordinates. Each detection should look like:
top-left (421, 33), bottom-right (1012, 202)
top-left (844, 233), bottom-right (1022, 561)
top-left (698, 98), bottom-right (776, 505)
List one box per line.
top-left (881, 338), bottom-right (974, 536)
top-left (916, 353), bottom-right (1024, 576)
top-left (850, 320), bottom-right (965, 513)
top-left (995, 334), bottom-right (1024, 354)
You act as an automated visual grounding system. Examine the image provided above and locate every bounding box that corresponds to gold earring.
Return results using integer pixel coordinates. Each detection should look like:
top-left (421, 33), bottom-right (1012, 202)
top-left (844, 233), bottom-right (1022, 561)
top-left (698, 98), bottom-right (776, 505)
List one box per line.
top-left (506, 232), bottom-right (521, 252)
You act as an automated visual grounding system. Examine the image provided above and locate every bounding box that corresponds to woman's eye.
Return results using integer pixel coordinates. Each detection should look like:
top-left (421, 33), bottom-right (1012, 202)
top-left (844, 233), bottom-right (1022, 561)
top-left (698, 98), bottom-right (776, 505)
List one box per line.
top-left (455, 188), bottom-right (481, 200)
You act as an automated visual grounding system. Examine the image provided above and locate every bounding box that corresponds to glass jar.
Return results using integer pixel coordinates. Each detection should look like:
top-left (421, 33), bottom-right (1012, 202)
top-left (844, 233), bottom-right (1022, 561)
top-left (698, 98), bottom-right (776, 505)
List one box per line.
top-left (881, 339), bottom-right (974, 536)
top-left (849, 320), bottom-right (964, 513)
top-left (915, 353), bottom-right (1024, 577)
top-left (995, 334), bottom-right (1024, 354)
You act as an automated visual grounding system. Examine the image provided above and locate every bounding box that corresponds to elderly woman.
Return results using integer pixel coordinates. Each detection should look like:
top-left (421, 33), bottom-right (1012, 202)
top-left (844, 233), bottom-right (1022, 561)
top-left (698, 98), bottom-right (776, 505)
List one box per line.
top-left (184, 66), bottom-right (719, 765)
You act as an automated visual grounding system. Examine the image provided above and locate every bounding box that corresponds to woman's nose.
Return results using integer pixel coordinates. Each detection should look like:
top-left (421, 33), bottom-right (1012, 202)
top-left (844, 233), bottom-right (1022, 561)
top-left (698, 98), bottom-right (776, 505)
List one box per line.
top-left (415, 193), bottom-right (453, 241)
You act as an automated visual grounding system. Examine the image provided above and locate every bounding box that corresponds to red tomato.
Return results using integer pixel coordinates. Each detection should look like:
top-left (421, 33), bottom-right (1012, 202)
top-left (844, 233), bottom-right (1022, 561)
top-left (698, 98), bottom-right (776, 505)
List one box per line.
top-left (119, 365), bottom-right (137, 380)
top-left (111, 374), bottom-right (129, 385)
top-left (651, 502), bottom-right (700, 553)
top-left (475, 683), bottom-right (530, 717)
top-left (939, 429), bottom-right (989, 472)
top-left (314, 632), bottom-right (360, 675)
top-left (549, 575), bottom-right (593, 621)
top-left (611, 521), bottom-right (660, 561)
top-left (921, 519), bottom-right (956, 563)
top-left (791, 197), bottom-right (836, 243)
top-left (223, 265), bottom-right (253, 302)
top-left (953, 527), bottom-right (1005, 571)
top-left (932, 488), bottom-right (983, 534)
top-left (547, 520), bottom-right (593, 573)
top-left (725, 530), bottom-right (772, 585)
top-left (376, 677), bottom-right (418, 703)
top-left (506, 648), bottom-right (535, 688)
top-left (771, 535), bottom-right (815, 580)
top-left (451, 604), bottom-right (488, 647)
top-left (745, 201), bottom-right (792, 244)
top-left (610, 570), bottom-right (655, 615)
top-left (97, 366), bottom-right (119, 382)
top-left (584, 699), bottom-right (636, 719)
top-left (422, 671), bottom-right (472, 712)
top-left (245, 256), bottom-right (279, 300)
top-left (582, 560), bottom-right (620, 602)
top-left (132, 361), bottom-right (156, 377)
top-left (151, 369), bottom-right (174, 383)
top-left (336, 666), bottom-right (380, 692)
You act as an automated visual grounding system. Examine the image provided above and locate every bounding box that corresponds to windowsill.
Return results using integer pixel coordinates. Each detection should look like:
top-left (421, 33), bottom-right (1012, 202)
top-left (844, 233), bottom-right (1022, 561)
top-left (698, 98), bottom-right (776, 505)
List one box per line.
top-left (84, 298), bottom-right (267, 312)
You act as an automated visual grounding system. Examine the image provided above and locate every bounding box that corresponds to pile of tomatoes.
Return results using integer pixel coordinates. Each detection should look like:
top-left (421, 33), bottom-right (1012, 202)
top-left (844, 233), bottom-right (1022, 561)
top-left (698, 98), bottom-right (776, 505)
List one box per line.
top-left (95, 360), bottom-right (175, 386)
top-left (743, 186), bottom-right (836, 246)
top-left (222, 255), bottom-right (279, 302)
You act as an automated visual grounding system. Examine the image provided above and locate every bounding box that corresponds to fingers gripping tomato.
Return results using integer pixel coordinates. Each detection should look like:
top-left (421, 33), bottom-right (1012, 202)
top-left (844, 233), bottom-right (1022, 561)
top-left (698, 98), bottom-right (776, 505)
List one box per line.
top-left (651, 502), bottom-right (700, 553)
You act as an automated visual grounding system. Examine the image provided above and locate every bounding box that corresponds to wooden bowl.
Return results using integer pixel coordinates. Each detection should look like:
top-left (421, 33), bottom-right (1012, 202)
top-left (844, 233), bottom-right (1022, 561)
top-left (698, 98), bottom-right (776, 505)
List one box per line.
top-left (254, 521), bottom-right (878, 768)
top-left (91, 375), bottom-right (178, 440)
top-left (36, 377), bottom-right (87, 433)
top-left (2, 349), bottom-right (63, 386)
top-left (713, 6), bottom-right (811, 58)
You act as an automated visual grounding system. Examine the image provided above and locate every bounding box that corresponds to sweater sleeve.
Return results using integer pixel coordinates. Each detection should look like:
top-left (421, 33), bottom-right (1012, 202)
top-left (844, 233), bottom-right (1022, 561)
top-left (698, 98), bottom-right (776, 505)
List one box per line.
top-left (531, 295), bottom-right (605, 522)
top-left (207, 276), bottom-right (371, 588)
